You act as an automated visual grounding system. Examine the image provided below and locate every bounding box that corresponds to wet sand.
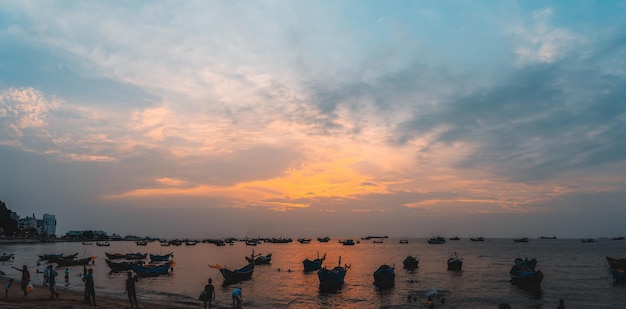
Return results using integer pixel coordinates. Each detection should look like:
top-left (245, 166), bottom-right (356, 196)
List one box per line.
top-left (0, 274), bottom-right (209, 309)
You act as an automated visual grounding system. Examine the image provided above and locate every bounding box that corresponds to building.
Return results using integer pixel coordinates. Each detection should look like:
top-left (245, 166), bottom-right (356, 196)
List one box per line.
top-left (42, 214), bottom-right (56, 237)
top-left (17, 215), bottom-right (37, 232)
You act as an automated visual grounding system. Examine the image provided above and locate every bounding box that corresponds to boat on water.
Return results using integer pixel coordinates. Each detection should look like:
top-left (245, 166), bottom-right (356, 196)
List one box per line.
top-left (150, 252), bottom-right (174, 262)
top-left (297, 238), bottom-right (312, 244)
top-left (0, 253), bottom-right (14, 261)
top-left (449, 236), bottom-right (460, 241)
top-left (96, 241), bottom-right (110, 246)
top-left (402, 255), bottom-right (419, 270)
top-left (220, 261), bottom-right (255, 284)
top-left (245, 239), bottom-right (259, 246)
top-left (510, 257), bottom-right (543, 290)
top-left (612, 236), bottom-right (624, 241)
top-left (470, 237), bottom-right (485, 242)
top-left (105, 259), bottom-right (133, 272)
top-left (39, 252), bottom-right (78, 262)
top-left (318, 257), bottom-right (349, 290)
top-left (185, 240), bottom-right (197, 246)
top-left (245, 250), bottom-right (272, 265)
top-left (513, 238), bottom-right (529, 243)
top-left (317, 237), bottom-right (331, 243)
top-left (136, 240), bottom-right (148, 246)
top-left (105, 252), bottom-right (147, 260)
top-left (539, 236), bottom-right (557, 239)
top-left (55, 256), bottom-right (95, 267)
top-left (606, 256), bottom-right (626, 270)
top-left (303, 253), bottom-right (326, 272)
top-left (428, 237), bottom-right (446, 244)
top-left (581, 238), bottom-right (596, 243)
top-left (447, 253), bottom-right (463, 271)
top-left (340, 239), bottom-right (356, 246)
top-left (373, 264), bottom-right (395, 289)
top-left (372, 239), bottom-right (384, 244)
top-left (130, 261), bottom-right (173, 277)
top-left (399, 239), bottom-right (409, 244)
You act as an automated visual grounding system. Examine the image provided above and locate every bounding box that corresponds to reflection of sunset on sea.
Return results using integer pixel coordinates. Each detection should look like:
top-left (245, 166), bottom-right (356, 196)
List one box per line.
top-left (1, 1), bottom-right (625, 239)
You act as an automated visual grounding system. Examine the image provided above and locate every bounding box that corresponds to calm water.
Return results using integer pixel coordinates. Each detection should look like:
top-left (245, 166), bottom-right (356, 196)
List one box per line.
top-left (1, 238), bottom-right (625, 308)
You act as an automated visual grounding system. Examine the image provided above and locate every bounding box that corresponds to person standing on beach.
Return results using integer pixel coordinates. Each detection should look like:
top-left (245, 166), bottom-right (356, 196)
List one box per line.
top-left (43, 265), bottom-right (49, 286)
top-left (82, 268), bottom-right (96, 306)
top-left (231, 286), bottom-right (242, 308)
top-left (11, 265), bottom-right (30, 297)
top-left (64, 268), bottom-right (69, 284)
top-left (556, 298), bottom-right (565, 309)
top-left (201, 278), bottom-right (215, 309)
top-left (48, 265), bottom-right (58, 299)
top-left (125, 271), bottom-right (139, 308)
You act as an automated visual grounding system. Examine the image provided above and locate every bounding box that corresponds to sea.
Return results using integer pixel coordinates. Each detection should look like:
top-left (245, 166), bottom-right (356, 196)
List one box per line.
top-left (1, 237), bottom-right (625, 308)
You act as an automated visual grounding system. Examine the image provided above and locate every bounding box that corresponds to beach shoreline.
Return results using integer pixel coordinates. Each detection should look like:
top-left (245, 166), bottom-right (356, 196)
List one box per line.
top-left (0, 274), bottom-right (215, 309)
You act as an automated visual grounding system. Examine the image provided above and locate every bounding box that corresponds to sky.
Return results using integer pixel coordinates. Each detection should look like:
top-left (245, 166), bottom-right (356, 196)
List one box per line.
top-left (1, 1), bottom-right (625, 239)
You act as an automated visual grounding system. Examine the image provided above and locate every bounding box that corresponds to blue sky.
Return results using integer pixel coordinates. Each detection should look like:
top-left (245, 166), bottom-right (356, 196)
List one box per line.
top-left (1, 1), bottom-right (625, 238)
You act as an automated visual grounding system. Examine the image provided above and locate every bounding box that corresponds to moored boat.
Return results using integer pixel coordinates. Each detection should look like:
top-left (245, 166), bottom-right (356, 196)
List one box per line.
top-left (245, 250), bottom-right (272, 265)
top-left (55, 256), bottom-right (95, 267)
top-left (428, 237), bottom-right (446, 244)
top-left (340, 239), bottom-right (355, 246)
top-left (606, 256), bottom-right (626, 270)
top-left (514, 238), bottom-right (529, 243)
top-left (150, 252), bottom-right (174, 262)
top-left (610, 268), bottom-right (626, 283)
top-left (220, 261), bottom-right (255, 284)
top-left (317, 237), bottom-right (331, 243)
top-left (510, 257), bottom-right (543, 290)
top-left (0, 253), bottom-right (14, 261)
top-left (297, 238), bottom-right (312, 244)
top-left (318, 257), bottom-right (349, 290)
top-left (470, 237), bottom-right (485, 241)
top-left (447, 252), bottom-right (463, 271)
top-left (130, 261), bottom-right (173, 277)
top-left (402, 255), bottom-right (419, 270)
top-left (303, 253), bottom-right (326, 272)
top-left (105, 259), bottom-right (133, 272)
top-left (373, 264), bottom-right (395, 289)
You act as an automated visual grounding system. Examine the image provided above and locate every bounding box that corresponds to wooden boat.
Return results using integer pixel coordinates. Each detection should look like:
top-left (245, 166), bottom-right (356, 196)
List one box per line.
top-left (317, 237), bottom-right (330, 243)
top-left (245, 239), bottom-right (258, 246)
top-left (612, 236), bottom-right (624, 241)
top-left (399, 239), bottom-right (409, 244)
top-left (606, 256), bottom-right (626, 270)
top-left (449, 236), bottom-right (460, 241)
top-left (447, 253), bottom-right (463, 271)
top-left (539, 236), bottom-right (557, 239)
top-left (303, 253), bottom-right (326, 272)
top-left (510, 258), bottom-right (543, 290)
top-left (55, 256), bottom-right (95, 267)
top-left (220, 261), bottom-right (255, 284)
top-left (340, 239), bottom-right (355, 246)
top-left (373, 264), bottom-right (395, 289)
top-left (0, 253), bottom-right (14, 262)
top-left (470, 237), bottom-right (485, 241)
top-left (245, 250), bottom-right (272, 265)
top-left (105, 252), bottom-right (147, 260)
top-left (130, 261), bottom-right (172, 277)
top-left (428, 237), bottom-right (446, 244)
top-left (96, 241), bottom-right (110, 246)
top-left (513, 238), bottom-right (529, 243)
top-left (105, 259), bottom-right (133, 272)
top-left (372, 239), bottom-right (384, 244)
top-left (136, 240), bottom-right (148, 246)
top-left (150, 252), bottom-right (174, 262)
top-left (318, 257), bottom-right (349, 290)
top-left (39, 253), bottom-right (78, 262)
top-left (402, 255), bottom-right (419, 270)
top-left (610, 268), bottom-right (626, 283)
top-left (297, 238), bottom-right (312, 244)
top-left (581, 238), bottom-right (596, 243)
top-left (185, 240), bottom-right (197, 246)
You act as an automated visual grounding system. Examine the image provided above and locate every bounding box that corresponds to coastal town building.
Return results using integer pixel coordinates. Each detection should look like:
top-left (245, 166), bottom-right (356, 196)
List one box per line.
top-left (16, 213), bottom-right (57, 237)
top-left (42, 214), bottom-right (56, 237)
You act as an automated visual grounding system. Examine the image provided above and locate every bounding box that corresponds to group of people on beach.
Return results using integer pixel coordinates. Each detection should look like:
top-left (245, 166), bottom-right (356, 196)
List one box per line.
top-left (199, 278), bottom-right (242, 309)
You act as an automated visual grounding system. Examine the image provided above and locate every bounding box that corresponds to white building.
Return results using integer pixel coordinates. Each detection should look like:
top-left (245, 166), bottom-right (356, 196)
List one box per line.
top-left (18, 215), bottom-right (37, 231)
top-left (42, 214), bottom-right (56, 237)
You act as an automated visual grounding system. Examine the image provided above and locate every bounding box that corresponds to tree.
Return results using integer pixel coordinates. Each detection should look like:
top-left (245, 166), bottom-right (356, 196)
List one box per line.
top-left (0, 200), bottom-right (18, 236)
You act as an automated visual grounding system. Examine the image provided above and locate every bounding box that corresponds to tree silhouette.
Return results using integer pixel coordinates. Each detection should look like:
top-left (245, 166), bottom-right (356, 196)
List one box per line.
top-left (0, 200), bottom-right (18, 236)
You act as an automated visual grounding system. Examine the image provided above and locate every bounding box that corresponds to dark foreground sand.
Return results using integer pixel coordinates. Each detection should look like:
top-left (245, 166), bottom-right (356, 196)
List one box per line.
top-left (0, 274), bottom-right (225, 309)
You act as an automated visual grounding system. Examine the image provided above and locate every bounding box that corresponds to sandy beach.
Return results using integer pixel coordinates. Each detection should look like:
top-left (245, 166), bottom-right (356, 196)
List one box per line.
top-left (0, 274), bottom-right (211, 309)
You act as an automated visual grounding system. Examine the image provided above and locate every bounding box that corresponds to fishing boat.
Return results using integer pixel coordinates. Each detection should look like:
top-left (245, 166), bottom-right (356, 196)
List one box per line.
top-left (39, 253), bottom-right (78, 262)
top-left (303, 253), bottom-right (326, 272)
top-left (297, 238), bottom-right (312, 244)
top-left (105, 259), bottom-right (133, 272)
top-left (340, 239), bottom-right (355, 246)
top-left (219, 261), bottom-right (255, 284)
top-left (581, 238), bottom-right (596, 243)
top-left (470, 237), bottom-right (485, 242)
top-left (245, 250), bottom-right (272, 265)
top-left (318, 257), bottom-right (349, 290)
top-left (447, 253), bottom-right (463, 271)
top-left (428, 237), bottom-right (446, 244)
top-left (0, 253), bottom-right (14, 261)
top-left (449, 236), bottom-right (460, 241)
top-left (55, 256), bottom-right (95, 267)
top-left (105, 252), bottom-right (147, 260)
top-left (607, 256), bottom-right (626, 270)
top-left (136, 240), bottom-right (148, 246)
top-left (510, 257), bottom-right (543, 290)
top-left (372, 239), bottom-right (384, 244)
top-left (130, 261), bottom-right (173, 277)
top-left (513, 238), bottom-right (529, 243)
top-left (612, 236), bottom-right (624, 241)
top-left (373, 264), bottom-right (395, 289)
top-left (150, 252), bottom-right (174, 262)
top-left (96, 241), bottom-right (110, 246)
top-left (402, 255), bottom-right (419, 270)
top-left (399, 239), bottom-right (409, 244)
top-left (317, 237), bottom-right (331, 243)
